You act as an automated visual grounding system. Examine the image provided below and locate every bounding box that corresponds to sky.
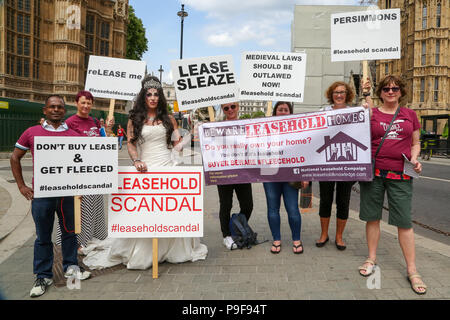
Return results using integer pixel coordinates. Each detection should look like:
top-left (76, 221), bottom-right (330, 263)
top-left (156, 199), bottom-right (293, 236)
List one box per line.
top-left (129, 0), bottom-right (367, 84)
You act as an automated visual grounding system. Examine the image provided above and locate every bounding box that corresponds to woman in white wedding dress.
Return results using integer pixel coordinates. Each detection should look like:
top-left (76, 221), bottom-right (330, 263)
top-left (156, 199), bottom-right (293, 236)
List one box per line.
top-left (83, 75), bottom-right (208, 270)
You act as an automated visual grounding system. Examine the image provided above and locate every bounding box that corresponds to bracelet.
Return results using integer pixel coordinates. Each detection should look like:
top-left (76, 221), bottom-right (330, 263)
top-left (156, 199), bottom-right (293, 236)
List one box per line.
top-left (132, 159), bottom-right (141, 163)
top-left (362, 92), bottom-right (371, 97)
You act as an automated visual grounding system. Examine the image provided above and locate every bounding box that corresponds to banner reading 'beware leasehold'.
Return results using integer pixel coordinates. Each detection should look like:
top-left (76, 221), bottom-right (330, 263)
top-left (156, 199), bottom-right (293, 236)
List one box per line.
top-left (199, 107), bottom-right (372, 185)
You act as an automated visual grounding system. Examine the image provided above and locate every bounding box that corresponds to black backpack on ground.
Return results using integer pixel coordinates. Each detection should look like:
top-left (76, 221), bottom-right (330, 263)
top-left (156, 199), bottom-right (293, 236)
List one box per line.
top-left (229, 213), bottom-right (267, 249)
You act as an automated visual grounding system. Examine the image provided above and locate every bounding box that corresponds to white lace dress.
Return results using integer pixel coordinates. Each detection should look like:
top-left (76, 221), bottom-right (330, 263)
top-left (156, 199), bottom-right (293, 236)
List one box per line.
top-left (82, 124), bottom-right (208, 269)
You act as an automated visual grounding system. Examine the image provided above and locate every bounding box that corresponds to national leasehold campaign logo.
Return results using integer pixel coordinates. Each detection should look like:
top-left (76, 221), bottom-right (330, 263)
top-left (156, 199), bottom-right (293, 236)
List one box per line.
top-left (316, 131), bottom-right (368, 163)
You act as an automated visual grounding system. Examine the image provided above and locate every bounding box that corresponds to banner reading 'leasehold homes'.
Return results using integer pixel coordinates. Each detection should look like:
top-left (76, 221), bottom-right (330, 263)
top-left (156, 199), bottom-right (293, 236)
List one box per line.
top-left (199, 107), bottom-right (372, 185)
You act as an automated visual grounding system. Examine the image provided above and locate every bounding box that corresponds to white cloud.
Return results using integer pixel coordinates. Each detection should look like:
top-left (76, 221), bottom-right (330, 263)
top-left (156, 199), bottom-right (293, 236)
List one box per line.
top-left (183, 0), bottom-right (360, 49)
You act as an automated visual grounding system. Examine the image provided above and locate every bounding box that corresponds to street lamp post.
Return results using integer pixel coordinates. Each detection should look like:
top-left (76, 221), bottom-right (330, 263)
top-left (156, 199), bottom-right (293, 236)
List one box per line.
top-left (177, 4), bottom-right (188, 124)
top-left (177, 4), bottom-right (188, 60)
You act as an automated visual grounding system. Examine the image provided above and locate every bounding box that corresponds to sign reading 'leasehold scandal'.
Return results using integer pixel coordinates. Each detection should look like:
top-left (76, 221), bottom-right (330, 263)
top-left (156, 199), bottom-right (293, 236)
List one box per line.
top-left (108, 167), bottom-right (204, 238)
top-left (199, 107), bottom-right (372, 185)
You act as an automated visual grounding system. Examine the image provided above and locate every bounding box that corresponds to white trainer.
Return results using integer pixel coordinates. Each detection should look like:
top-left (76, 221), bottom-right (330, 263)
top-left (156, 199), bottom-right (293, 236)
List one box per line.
top-left (30, 278), bottom-right (53, 298)
top-left (64, 266), bottom-right (91, 280)
top-left (223, 236), bottom-right (237, 250)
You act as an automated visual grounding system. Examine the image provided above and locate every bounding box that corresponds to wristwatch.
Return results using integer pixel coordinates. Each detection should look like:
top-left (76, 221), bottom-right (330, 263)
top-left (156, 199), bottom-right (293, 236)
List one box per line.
top-left (132, 159), bottom-right (141, 163)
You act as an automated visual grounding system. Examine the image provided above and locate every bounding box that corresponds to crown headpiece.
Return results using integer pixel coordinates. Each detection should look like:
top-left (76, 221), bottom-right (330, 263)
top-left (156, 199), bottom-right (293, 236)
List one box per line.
top-left (143, 78), bottom-right (162, 90)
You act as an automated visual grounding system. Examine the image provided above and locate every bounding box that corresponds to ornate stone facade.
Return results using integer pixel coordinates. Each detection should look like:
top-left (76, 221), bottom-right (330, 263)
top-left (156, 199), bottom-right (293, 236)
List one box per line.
top-left (0, 0), bottom-right (129, 111)
top-left (376, 0), bottom-right (449, 118)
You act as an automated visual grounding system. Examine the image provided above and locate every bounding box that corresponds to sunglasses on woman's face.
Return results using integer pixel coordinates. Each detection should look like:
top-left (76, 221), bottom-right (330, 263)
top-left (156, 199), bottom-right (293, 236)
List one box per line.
top-left (382, 87), bottom-right (400, 93)
top-left (223, 105), bottom-right (236, 112)
top-left (146, 92), bottom-right (159, 97)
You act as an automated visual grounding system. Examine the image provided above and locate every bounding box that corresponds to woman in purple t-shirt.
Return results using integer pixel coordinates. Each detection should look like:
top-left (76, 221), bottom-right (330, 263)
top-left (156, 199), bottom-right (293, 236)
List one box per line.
top-left (56, 91), bottom-right (113, 251)
top-left (358, 75), bottom-right (426, 295)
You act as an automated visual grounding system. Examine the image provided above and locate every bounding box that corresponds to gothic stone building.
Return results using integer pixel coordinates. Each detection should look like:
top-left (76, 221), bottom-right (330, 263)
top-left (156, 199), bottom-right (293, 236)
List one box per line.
top-left (376, 0), bottom-right (449, 119)
top-left (0, 0), bottom-right (129, 111)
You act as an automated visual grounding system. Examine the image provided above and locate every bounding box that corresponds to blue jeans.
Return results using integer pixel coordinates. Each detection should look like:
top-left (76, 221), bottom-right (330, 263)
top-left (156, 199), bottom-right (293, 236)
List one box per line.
top-left (31, 197), bottom-right (78, 279)
top-left (118, 136), bottom-right (124, 149)
top-left (263, 182), bottom-right (301, 241)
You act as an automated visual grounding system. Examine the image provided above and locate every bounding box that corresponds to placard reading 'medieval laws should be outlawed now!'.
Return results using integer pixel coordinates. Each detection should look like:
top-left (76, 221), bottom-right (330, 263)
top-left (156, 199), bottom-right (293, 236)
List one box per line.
top-left (331, 8), bottom-right (400, 62)
top-left (239, 51), bottom-right (307, 103)
top-left (171, 55), bottom-right (239, 111)
top-left (33, 137), bottom-right (118, 198)
top-left (85, 55), bottom-right (146, 100)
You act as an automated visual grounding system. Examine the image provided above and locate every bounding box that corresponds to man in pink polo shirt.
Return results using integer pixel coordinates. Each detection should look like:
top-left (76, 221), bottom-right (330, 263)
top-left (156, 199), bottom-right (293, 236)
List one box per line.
top-left (10, 95), bottom-right (91, 298)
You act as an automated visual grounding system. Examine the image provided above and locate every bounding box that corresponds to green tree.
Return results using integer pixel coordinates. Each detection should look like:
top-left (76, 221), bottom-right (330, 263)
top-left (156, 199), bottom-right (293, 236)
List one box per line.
top-left (239, 113), bottom-right (252, 119)
top-left (251, 111), bottom-right (266, 118)
top-left (126, 5), bottom-right (148, 60)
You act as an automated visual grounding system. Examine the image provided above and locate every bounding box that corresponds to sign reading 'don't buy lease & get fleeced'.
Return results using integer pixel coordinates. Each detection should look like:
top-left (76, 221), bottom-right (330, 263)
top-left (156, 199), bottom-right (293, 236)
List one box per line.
top-left (331, 8), bottom-right (400, 62)
top-left (85, 55), bottom-right (146, 100)
top-left (239, 51), bottom-right (307, 103)
top-left (108, 167), bottom-right (204, 238)
top-left (33, 137), bottom-right (118, 198)
top-left (171, 55), bottom-right (239, 111)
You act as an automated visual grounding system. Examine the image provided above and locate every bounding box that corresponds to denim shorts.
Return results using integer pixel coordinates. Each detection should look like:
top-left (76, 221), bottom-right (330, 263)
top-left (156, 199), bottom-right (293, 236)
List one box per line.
top-left (359, 177), bottom-right (413, 229)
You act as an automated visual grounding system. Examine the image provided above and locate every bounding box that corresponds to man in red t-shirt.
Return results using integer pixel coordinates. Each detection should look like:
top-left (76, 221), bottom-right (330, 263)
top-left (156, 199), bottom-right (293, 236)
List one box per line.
top-left (10, 95), bottom-right (91, 298)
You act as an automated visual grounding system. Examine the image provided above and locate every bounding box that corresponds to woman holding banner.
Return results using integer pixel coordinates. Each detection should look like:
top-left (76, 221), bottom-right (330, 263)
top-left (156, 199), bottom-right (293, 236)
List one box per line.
top-left (358, 75), bottom-right (426, 295)
top-left (264, 101), bottom-right (308, 254)
top-left (55, 90), bottom-right (112, 252)
top-left (316, 82), bottom-right (357, 251)
top-left (83, 75), bottom-right (207, 270)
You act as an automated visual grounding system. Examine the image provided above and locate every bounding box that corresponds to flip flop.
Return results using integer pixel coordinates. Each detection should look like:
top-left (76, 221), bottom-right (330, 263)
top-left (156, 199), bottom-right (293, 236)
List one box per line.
top-left (270, 243), bottom-right (281, 254)
top-left (407, 273), bottom-right (427, 295)
top-left (293, 242), bottom-right (304, 254)
top-left (358, 258), bottom-right (376, 277)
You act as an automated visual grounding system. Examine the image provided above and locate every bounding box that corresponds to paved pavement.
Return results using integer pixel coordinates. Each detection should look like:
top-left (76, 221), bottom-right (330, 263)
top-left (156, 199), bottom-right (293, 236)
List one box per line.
top-left (0, 148), bottom-right (449, 301)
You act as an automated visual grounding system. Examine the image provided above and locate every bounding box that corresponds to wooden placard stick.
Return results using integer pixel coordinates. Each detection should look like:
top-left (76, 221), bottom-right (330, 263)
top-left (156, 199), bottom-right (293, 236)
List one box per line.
top-left (265, 101), bottom-right (273, 117)
top-left (208, 106), bottom-right (215, 122)
top-left (152, 238), bottom-right (158, 279)
top-left (74, 195), bottom-right (82, 234)
top-left (106, 99), bottom-right (115, 136)
top-left (362, 60), bottom-right (369, 86)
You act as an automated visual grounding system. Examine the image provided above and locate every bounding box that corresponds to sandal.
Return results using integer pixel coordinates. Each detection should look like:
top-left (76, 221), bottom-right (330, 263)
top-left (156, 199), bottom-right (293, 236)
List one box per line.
top-left (293, 242), bottom-right (304, 254)
top-left (270, 242), bottom-right (281, 254)
top-left (407, 273), bottom-right (427, 295)
top-left (358, 258), bottom-right (376, 277)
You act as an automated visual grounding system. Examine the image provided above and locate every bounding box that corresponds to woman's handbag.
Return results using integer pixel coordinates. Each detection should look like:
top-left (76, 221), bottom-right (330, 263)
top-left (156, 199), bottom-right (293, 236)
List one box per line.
top-left (372, 107), bottom-right (400, 175)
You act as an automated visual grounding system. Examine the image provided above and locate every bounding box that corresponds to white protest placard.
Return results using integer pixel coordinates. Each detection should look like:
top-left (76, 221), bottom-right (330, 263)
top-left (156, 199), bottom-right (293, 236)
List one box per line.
top-left (108, 167), bottom-right (204, 238)
top-left (171, 55), bottom-right (238, 111)
top-left (331, 8), bottom-right (400, 62)
top-left (199, 107), bottom-right (372, 185)
top-left (33, 137), bottom-right (118, 198)
top-left (85, 55), bottom-right (146, 100)
top-left (239, 51), bottom-right (307, 102)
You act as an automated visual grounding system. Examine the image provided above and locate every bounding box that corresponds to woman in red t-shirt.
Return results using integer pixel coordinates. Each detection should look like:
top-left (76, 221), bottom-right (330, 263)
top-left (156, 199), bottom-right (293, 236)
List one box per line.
top-left (358, 75), bottom-right (426, 295)
top-left (116, 124), bottom-right (126, 150)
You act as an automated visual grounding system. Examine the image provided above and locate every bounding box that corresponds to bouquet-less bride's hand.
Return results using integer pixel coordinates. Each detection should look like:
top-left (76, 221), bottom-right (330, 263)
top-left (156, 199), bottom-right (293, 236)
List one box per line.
top-left (134, 160), bottom-right (147, 172)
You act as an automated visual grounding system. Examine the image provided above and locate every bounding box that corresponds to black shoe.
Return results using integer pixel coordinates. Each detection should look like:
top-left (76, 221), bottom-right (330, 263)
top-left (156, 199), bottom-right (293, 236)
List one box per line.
top-left (335, 240), bottom-right (346, 251)
top-left (315, 236), bottom-right (329, 248)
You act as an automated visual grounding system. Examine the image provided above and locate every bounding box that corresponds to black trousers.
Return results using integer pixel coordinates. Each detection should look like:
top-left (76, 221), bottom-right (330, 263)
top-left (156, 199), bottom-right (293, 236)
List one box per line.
top-left (319, 181), bottom-right (355, 220)
top-left (217, 183), bottom-right (253, 237)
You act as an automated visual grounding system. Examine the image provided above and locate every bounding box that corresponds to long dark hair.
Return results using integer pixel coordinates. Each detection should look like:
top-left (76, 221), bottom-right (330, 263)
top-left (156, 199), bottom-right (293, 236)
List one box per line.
top-left (129, 75), bottom-right (174, 148)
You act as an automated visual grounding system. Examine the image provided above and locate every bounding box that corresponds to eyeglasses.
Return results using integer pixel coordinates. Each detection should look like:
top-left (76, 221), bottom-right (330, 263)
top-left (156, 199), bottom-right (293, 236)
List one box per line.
top-left (332, 91), bottom-right (347, 96)
top-left (146, 92), bottom-right (159, 98)
top-left (223, 105), bottom-right (236, 112)
top-left (382, 87), bottom-right (400, 93)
